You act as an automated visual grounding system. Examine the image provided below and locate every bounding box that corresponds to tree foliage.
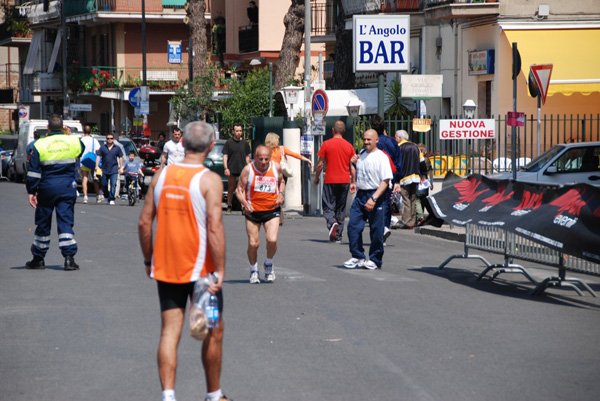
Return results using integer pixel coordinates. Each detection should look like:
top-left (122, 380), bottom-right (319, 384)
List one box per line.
top-left (385, 79), bottom-right (414, 119)
top-left (169, 63), bottom-right (225, 122)
top-left (221, 68), bottom-right (271, 133)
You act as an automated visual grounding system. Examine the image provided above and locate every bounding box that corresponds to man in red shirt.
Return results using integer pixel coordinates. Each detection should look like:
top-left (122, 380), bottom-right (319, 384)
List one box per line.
top-left (315, 121), bottom-right (356, 243)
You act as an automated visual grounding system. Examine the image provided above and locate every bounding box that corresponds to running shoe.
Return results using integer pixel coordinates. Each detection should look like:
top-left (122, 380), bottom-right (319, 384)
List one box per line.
top-left (83, 196), bottom-right (88, 204)
top-left (329, 222), bottom-right (338, 242)
top-left (383, 227), bottom-right (391, 242)
top-left (97, 195), bottom-right (104, 203)
top-left (264, 261), bottom-right (275, 283)
top-left (109, 200), bottom-right (115, 205)
top-left (249, 271), bottom-right (260, 284)
top-left (363, 260), bottom-right (379, 270)
top-left (343, 257), bottom-right (365, 269)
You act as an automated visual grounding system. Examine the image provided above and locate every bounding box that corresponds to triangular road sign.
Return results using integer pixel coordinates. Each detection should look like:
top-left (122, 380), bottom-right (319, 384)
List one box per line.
top-left (530, 64), bottom-right (553, 105)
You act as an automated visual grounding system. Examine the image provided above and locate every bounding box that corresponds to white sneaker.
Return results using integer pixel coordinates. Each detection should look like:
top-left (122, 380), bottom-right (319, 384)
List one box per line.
top-left (82, 196), bottom-right (88, 204)
top-left (384, 227), bottom-right (391, 242)
top-left (363, 260), bottom-right (379, 270)
top-left (249, 271), bottom-right (260, 284)
top-left (109, 200), bottom-right (115, 205)
top-left (343, 257), bottom-right (365, 269)
top-left (97, 195), bottom-right (104, 203)
top-left (264, 261), bottom-right (275, 282)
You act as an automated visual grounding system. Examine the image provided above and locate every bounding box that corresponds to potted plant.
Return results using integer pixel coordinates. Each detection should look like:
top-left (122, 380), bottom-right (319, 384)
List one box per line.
top-left (8, 20), bottom-right (31, 38)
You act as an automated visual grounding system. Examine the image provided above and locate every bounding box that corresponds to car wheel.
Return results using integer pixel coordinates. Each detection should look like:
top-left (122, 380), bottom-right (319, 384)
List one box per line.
top-left (7, 165), bottom-right (16, 182)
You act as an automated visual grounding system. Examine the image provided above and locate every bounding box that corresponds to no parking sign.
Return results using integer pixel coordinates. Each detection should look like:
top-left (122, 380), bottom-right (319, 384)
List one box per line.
top-left (19, 105), bottom-right (29, 122)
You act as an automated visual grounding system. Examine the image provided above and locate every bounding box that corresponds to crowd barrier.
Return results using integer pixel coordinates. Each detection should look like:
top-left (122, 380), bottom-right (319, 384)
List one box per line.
top-left (438, 224), bottom-right (599, 297)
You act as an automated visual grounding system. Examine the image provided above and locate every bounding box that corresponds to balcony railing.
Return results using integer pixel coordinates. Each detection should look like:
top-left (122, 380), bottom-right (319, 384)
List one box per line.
top-left (311, 1), bottom-right (335, 36)
top-left (67, 66), bottom-right (188, 93)
top-left (382, 1), bottom-right (420, 12)
top-left (421, 0), bottom-right (499, 20)
top-left (238, 25), bottom-right (258, 54)
top-left (65, 0), bottom-right (195, 17)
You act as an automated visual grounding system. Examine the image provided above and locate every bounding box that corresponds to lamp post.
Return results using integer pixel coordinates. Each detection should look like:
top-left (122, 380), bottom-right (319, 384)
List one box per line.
top-left (463, 99), bottom-right (477, 175)
top-left (346, 100), bottom-right (361, 151)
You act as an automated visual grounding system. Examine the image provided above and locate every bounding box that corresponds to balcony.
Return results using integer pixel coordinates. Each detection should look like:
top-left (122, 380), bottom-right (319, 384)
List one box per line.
top-left (24, 1), bottom-right (61, 25)
top-left (64, 0), bottom-right (203, 17)
top-left (238, 25), bottom-right (258, 54)
top-left (33, 72), bottom-right (62, 94)
top-left (311, 1), bottom-right (335, 37)
top-left (421, 0), bottom-right (499, 21)
top-left (381, 1), bottom-right (420, 12)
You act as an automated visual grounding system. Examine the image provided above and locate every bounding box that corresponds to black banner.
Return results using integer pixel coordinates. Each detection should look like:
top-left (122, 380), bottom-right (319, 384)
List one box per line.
top-left (428, 174), bottom-right (600, 263)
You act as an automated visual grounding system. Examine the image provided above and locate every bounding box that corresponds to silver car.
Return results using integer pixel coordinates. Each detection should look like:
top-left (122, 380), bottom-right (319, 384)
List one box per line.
top-left (491, 142), bottom-right (600, 187)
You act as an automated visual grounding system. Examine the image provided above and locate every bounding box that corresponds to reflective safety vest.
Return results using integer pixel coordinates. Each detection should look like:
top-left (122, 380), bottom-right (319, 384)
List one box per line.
top-left (34, 134), bottom-right (82, 165)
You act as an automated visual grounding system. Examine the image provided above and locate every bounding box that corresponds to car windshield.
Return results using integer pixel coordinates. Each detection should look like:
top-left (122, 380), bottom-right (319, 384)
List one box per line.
top-left (523, 145), bottom-right (564, 172)
top-left (98, 138), bottom-right (138, 156)
top-left (207, 142), bottom-right (224, 160)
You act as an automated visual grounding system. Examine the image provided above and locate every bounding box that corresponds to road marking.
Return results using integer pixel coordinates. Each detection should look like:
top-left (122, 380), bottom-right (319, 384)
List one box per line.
top-left (277, 267), bottom-right (326, 282)
top-left (341, 269), bottom-right (417, 282)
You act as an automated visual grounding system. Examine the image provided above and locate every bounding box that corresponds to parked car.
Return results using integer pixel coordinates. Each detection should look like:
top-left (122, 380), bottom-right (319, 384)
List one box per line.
top-left (490, 142), bottom-right (600, 187)
top-left (203, 140), bottom-right (240, 209)
top-left (1, 149), bottom-right (15, 181)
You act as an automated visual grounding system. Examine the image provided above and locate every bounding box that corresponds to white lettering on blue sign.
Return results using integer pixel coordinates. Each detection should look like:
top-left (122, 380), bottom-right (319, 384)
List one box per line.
top-left (353, 15), bottom-right (410, 73)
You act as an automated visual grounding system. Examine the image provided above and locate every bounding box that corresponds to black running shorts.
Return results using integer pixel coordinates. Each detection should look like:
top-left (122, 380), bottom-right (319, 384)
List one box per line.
top-left (244, 207), bottom-right (281, 224)
top-left (157, 280), bottom-right (223, 313)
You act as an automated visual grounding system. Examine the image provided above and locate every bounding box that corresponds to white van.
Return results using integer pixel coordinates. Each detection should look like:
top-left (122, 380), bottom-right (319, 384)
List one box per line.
top-left (14, 119), bottom-right (83, 182)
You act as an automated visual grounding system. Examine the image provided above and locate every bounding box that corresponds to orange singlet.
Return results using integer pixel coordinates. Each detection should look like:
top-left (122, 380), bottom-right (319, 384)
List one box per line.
top-left (246, 161), bottom-right (279, 212)
top-left (151, 164), bottom-right (215, 283)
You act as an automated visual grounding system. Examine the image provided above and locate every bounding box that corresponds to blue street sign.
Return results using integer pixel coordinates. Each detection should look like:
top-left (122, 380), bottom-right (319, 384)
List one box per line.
top-left (168, 41), bottom-right (182, 64)
top-left (129, 87), bottom-right (142, 108)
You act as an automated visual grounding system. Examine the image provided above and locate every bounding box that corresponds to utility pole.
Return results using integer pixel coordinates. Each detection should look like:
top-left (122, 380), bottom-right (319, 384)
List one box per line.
top-left (61, 0), bottom-right (69, 118)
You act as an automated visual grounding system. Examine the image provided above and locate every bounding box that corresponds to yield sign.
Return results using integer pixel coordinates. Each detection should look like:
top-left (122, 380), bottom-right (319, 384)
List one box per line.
top-left (530, 64), bottom-right (553, 105)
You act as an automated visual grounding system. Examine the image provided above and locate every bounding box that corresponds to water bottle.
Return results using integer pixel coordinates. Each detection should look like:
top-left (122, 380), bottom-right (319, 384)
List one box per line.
top-left (205, 294), bottom-right (219, 329)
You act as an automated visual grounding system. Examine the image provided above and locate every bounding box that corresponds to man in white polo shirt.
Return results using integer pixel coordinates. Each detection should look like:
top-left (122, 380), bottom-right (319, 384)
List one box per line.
top-left (344, 129), bottom-right (393, 270)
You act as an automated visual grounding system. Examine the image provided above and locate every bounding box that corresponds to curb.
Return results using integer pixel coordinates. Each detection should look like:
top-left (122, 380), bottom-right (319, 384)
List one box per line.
top-left (415, 226), bottom-right (466, 243)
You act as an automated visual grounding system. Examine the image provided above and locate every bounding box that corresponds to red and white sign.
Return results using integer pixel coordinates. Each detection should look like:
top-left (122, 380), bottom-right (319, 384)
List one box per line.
top-left (530, 64), bottom-right (553, 105)
top-left (507, 111), bottom-right (525, 127)
top-left (312, 89), bottom-right (328, 115)
top-left (439, 119), bottom-right (495, 140)
top-left (18, 105), bottom-right (29, 122)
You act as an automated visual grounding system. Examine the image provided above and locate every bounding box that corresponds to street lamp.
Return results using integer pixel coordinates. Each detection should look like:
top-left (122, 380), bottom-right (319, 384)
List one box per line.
top-left (462, 99), bottom-right (477, 174)
top-left (346, 100), bottom-right (361, 150)
top-left (282, 86), bottom-right (301, 121)
top-left (462, 99), bottom-right (477, 119)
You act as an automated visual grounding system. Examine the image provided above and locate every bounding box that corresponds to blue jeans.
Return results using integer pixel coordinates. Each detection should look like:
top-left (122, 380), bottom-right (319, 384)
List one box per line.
top-left (102, 173), bottom-right (118, 201)
top-left (347, 189), bottom-right (387, 267)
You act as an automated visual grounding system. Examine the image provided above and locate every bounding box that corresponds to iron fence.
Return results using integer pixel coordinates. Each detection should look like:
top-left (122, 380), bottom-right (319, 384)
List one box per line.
top-left (353, 114), bottom-right (600, 177)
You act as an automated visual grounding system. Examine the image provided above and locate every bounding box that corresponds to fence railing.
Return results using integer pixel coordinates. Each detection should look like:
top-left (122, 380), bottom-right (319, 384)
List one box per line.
top-left (438, 224), bottom-right (599, 297)
top-left (67, 65), bottom-right (189, 93)
top-left (65, 0), bottom-right (190, 17)
top-left (353, 114), bottom-right (600, 177)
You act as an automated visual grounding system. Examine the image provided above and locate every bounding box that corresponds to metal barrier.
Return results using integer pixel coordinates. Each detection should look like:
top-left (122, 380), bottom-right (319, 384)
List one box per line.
top-left (439, 224), bottom-right (598, 297)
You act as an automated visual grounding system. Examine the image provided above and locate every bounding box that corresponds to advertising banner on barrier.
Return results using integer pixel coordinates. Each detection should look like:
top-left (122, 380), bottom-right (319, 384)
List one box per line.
top-left (428, 174), bottom-right (600, 263)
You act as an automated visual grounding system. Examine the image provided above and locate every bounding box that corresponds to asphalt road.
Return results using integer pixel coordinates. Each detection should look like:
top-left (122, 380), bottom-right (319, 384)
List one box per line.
top-left (1, 181), bottom-right (599, 401)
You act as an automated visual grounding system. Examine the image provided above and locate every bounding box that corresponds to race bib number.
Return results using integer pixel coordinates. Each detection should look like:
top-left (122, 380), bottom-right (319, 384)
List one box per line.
top-left (254, 176), bottom-right (277, 193)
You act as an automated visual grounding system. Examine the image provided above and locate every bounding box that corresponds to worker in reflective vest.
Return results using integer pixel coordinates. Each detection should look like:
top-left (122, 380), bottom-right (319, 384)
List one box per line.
top-left (25, 114), bottom-right (84, 271)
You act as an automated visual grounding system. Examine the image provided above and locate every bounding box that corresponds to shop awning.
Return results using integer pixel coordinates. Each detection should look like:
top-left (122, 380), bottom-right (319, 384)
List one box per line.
top-left (503, 28), bottom-right (600, 96)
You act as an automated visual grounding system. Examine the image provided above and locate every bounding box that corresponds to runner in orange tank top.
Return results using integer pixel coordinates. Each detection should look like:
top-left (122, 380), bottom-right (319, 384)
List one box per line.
top-left (236, 145), bottom-right (285, 284)
top-left (139, 122), bottom-right (231, 401)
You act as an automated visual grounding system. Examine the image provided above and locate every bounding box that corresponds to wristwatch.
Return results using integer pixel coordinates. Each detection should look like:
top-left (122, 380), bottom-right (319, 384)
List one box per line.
top-left (371, 195), bottom-right (378, 202)
top-left (144, 260), bottom-right (151, 266)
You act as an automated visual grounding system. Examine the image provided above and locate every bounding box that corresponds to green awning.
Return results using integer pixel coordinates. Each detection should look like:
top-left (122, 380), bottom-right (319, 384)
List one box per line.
top-left (162, 0), bottom-right (187, 6)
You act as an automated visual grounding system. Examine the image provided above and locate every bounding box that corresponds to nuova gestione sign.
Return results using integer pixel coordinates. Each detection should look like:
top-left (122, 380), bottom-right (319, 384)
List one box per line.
top-left (353, 15), bottom-right (410, 73)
